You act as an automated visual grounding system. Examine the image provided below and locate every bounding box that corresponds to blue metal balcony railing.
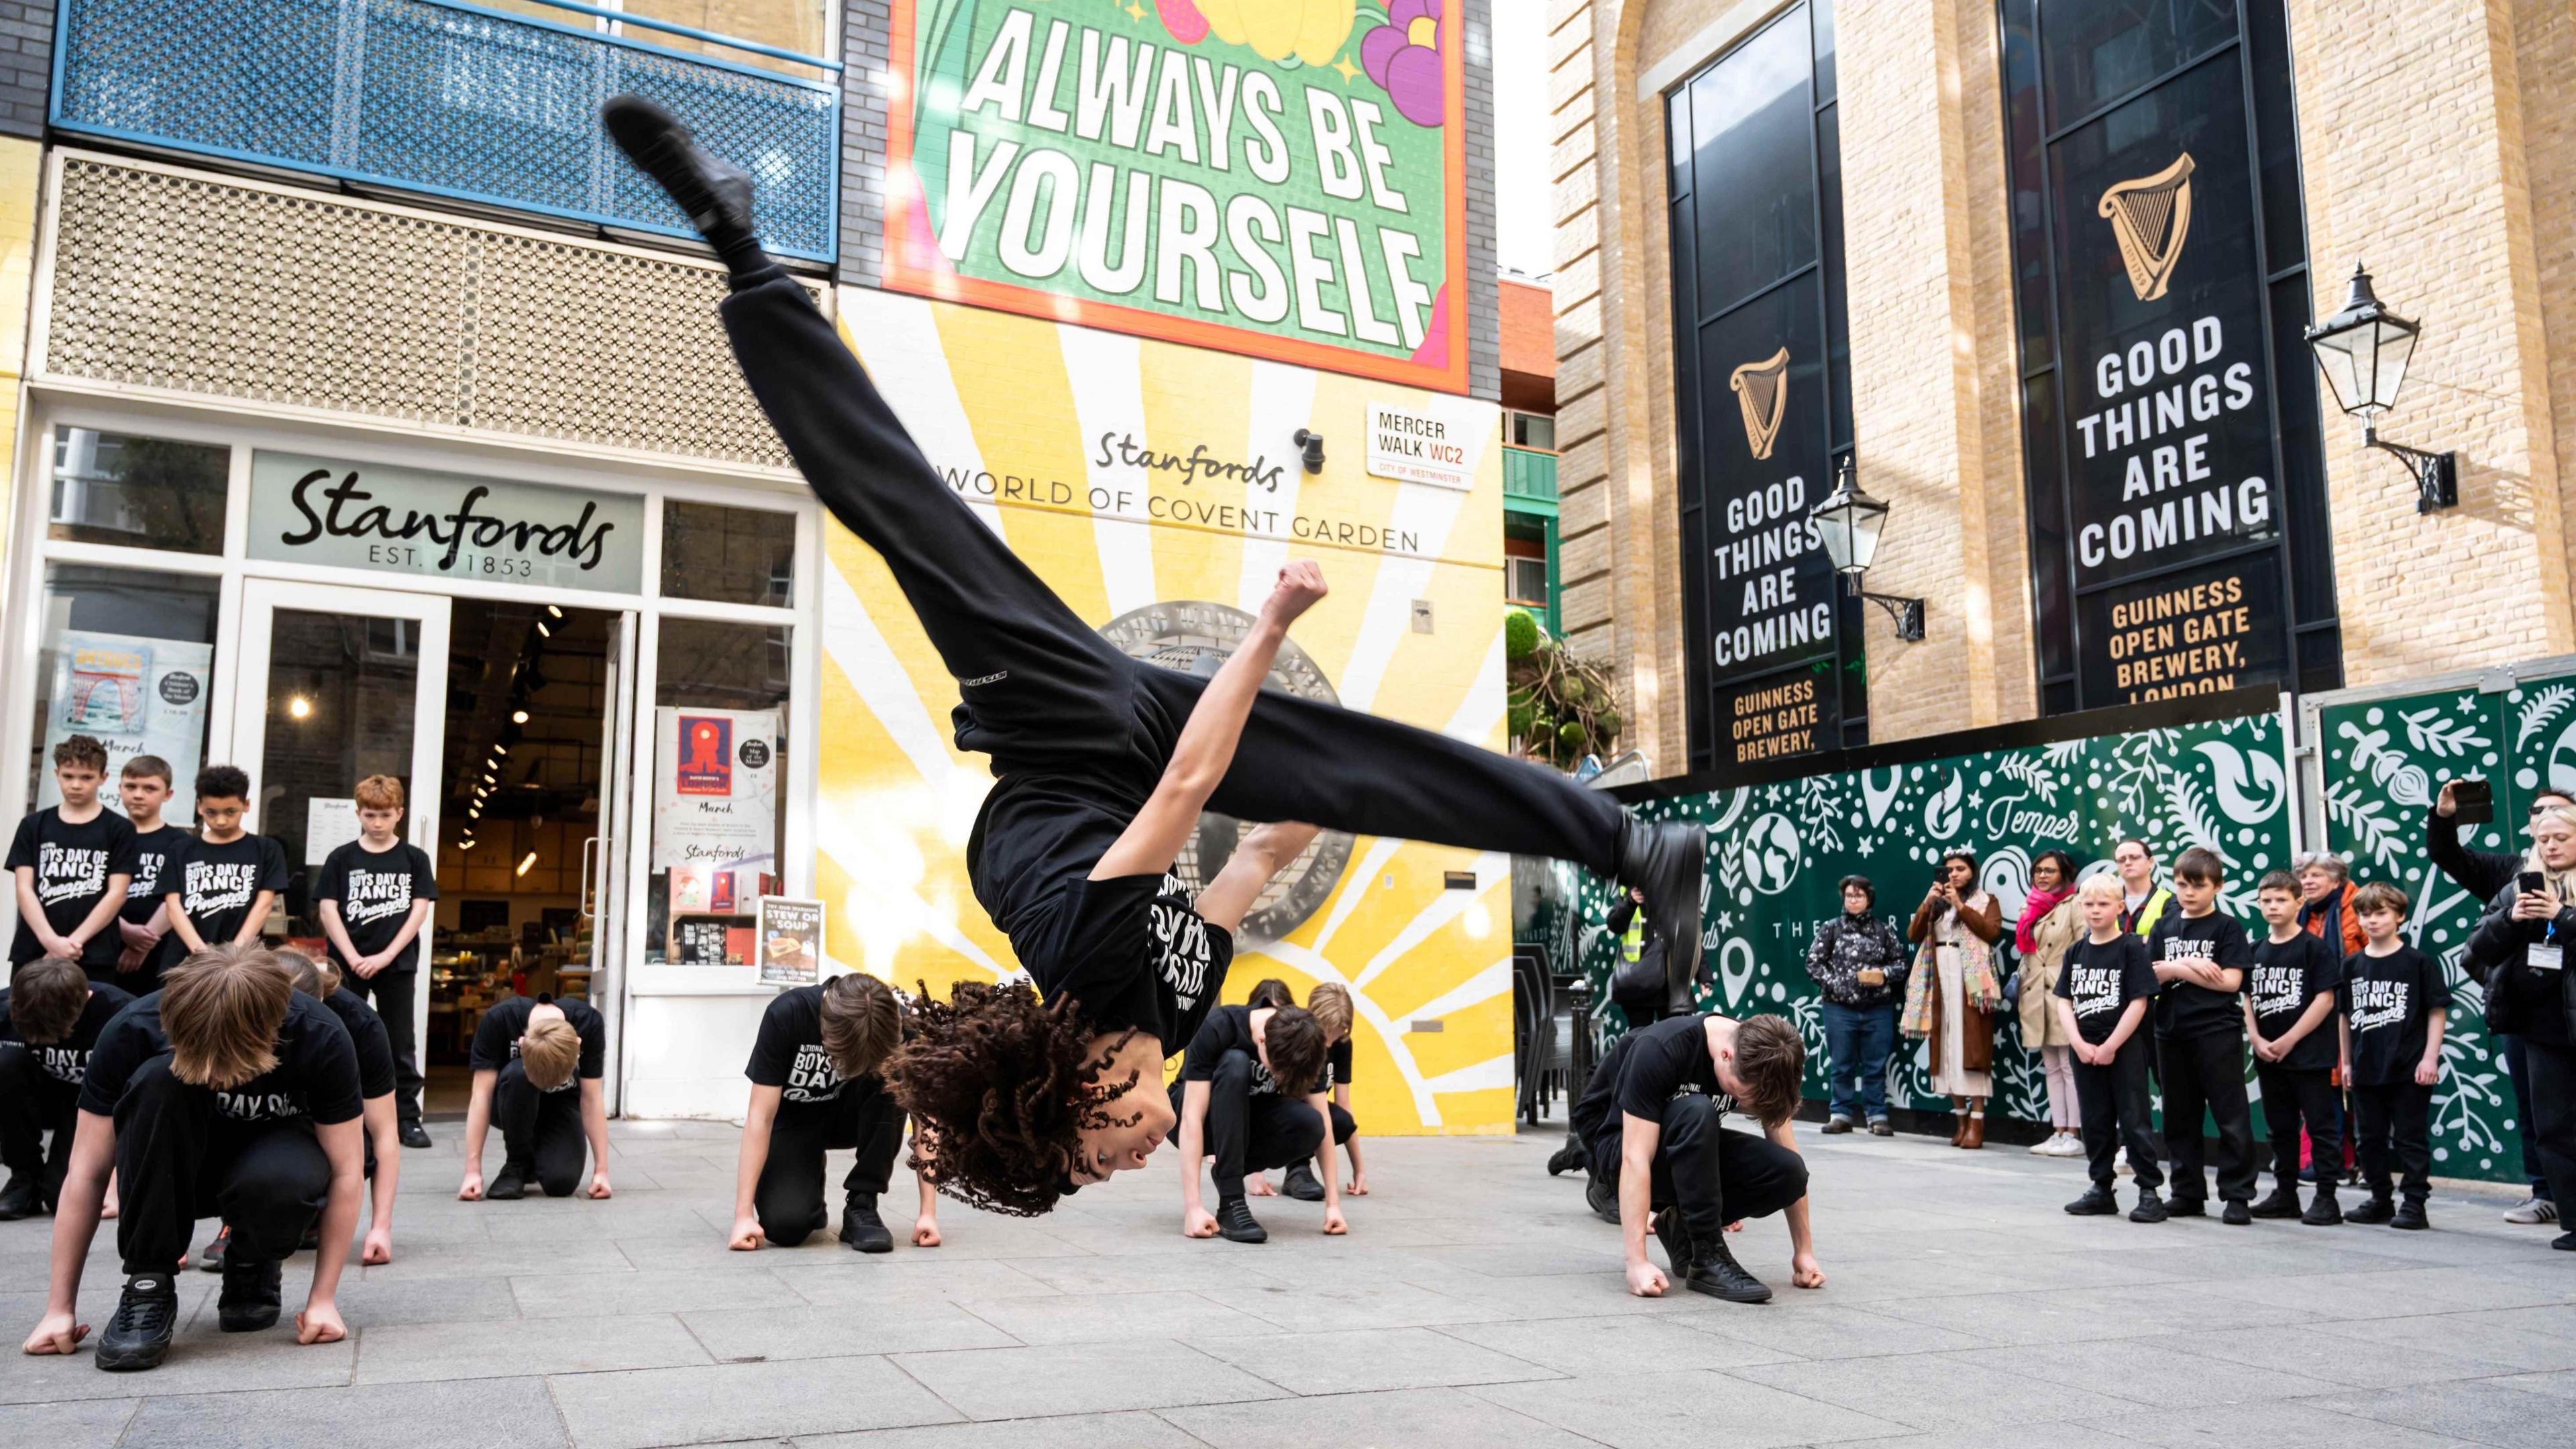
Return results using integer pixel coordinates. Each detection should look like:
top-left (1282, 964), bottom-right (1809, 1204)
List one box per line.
top-left (52, 0), bottom-right (841, 263)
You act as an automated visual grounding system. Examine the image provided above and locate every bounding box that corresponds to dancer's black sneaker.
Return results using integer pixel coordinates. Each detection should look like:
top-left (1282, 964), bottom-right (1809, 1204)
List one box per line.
top-left (400, 1123), bottom-right (433, 1149)
top-left (2221, 1199), bottom-right (2253, 1226)
top-left (2165, 1197), bottom-right (2206, 1218)
top-left (1616, 816), bottom-right (1707, 1014)
top-left (2248, 1187), bottom-right (2302, 1219)
top-left (1680, 1237), bottom-right (1772, 1303)
top-left (2302, 1189), bottom-right (2343, 1226)
top-left (1585, 1171), bottom-right (1619, 1224)
top-left (2347, 1194), bottom-right (2395, 1224)
top-left (1215, 1196), bottom-right (1268, 1244)
top-left (217, 1253), bottom-right (282, 1332)
top-left (1546, 1142), bottom-right (1585, 1177)
top-left (95, 1273), bottom-right (180, 1371)
top-left (602, 95), bottom-right (758, 255)
top-left (840, 1194), bottom-right (894, 1253)
top-left (1650, 1207), bottom-right (1695, 1273)
top-left (486, 1162), bottom-right (529, 1201)
top-left (1281, 1163), bottom-right (1326, 1201)
top-left (2390, 1199), bottom-right (2429, 1231)
top-left (0, 1172), bottom-right (38, 1220)
top-left (2129, 1189), bottom-right (2168, 1224)
top-left (2064, 1184), bottom-right (2119, 1216)
top-left (2553, 1230), bottom-right (2576, 1251)
top-left (196, 1226), bottom-right (229, 1272)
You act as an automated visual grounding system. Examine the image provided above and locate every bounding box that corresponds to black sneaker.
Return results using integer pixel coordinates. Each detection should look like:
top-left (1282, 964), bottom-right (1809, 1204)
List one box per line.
top-left (0, 1171), bottom-right (39, 1220)
top-left (1546, 1141), bottom-right (1585, 1177)
top-left (486, 1162), bottom-right (529, 1201)
top-left (1281, 1163), bottom-right (1326, 1201)
top-left (1214, 1196), bottom-right (1268, 1244)
top-left (839, 1195), bottom-right (894, 1253)
top-left (2166, 1197), bottom-right (2206, 1218)
top-left (602, 95), bottom-right (756, 241)
top-left (217, 1253), bottom-right (283, 1332)
top-left (2064, 1184), bottom-right (2120, 1216)
top-left (95, 1273), bottom-right (180, 1371)
top-left (400, 1123), bottom-right (433, 1150)
top-left (1585, 1172), bottom-right (1619, 1224)
top-left (1680, 1236), bottom-right (1772, 1303)
top-left (196, 1226), bottom-right (229, 1273)
top-left (1651, 1207), bottom-right (1696, 1273)
top-left (2130, 1190), bottom-right (2169, 1224)
top-left (2222, 1199), bottom-right (2253, 1226)
top-left (2302, 1190), bottom-right (2343, 1226)
top-left (2553, 1230), bottom-right (2575, 1251)
top-left (2248, 1187), bottom-right (2302, 1220)
top-left (1616, 816), bottom-right (1707, 1014)
top-left (2390, 1199), bottom-right (2429, 1231)
top-left (2347, 1195), bottom-right (2396, 1225)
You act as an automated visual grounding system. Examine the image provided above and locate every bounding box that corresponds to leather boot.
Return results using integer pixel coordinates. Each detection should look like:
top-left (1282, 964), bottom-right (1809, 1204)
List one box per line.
top-left (1950, 1112), bottom-right (1967, 1147)
top-left (1961, 1113), bottom-right (1986, 1150)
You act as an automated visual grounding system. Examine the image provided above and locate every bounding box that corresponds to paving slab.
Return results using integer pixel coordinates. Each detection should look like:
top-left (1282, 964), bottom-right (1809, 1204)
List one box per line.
top-left (116, 1374), bottom-right (564, 1448)
top-left (547, 1354), bottom-right (960, 1449)
top-left (885, 1338), bottom-right (1288, 1419)
top-left (1158, 1385), bottom-right (1602, 1448)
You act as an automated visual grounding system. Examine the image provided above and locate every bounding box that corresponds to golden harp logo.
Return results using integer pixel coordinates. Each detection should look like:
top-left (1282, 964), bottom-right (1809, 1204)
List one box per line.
top-left (2098, 153), bottom-right (2196, 303)
top-left (1729, 347), bottom-right (1791, 461)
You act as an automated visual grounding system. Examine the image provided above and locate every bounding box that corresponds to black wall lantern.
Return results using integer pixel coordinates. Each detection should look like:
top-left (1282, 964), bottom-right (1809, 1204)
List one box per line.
top-left (2304, 264), bottom-right (2458, 513)
top-left (1292, 428), bottom-right (1326, 474)
top-left (1809, 457), bottom-right (1924, 641)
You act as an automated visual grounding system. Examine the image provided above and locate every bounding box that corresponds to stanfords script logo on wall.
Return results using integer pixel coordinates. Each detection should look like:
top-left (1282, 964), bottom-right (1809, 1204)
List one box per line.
top-left (886, 0), bottom-right (1468, 392)
top-left (246, 453), bottom-right (647, 594)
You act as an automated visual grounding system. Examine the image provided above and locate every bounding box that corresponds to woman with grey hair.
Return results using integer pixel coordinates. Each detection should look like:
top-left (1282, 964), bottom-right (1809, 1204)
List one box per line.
top-left (2295, 852), bottom-right (2366, 959)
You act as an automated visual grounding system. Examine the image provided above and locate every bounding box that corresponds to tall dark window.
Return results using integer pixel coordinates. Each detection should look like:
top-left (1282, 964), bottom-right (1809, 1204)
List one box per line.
top-left (2002, 0), bottom-right (2338, 714)
top-left (1666, 1), bottom-right (1862, 773)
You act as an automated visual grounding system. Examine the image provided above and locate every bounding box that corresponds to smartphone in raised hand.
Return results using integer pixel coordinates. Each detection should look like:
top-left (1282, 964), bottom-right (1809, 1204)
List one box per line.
top-left (2452, 777), bottom-right (2494, 825)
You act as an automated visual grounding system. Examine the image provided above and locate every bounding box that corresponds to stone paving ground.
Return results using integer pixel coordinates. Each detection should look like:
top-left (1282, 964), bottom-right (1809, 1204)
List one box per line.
top-left (3, 1116), bottom-right (2574, 1448)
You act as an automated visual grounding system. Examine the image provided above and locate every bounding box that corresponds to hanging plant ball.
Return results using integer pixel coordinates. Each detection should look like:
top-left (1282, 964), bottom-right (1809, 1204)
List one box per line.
top-left (1595, 709), bottom-right (1623, 742)
top-left (1507, 702), bottom-right (1536, 739)
top-left (1557, 720), bottom-right (1589, 752)
top-left (1504, 608), bottom-right (1542, 660)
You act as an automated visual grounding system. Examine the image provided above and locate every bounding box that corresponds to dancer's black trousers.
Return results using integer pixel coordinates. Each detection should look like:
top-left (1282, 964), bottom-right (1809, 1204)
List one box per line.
top-left (110, 1057), bottom-right (328, 1275)
top-left (718, 274), bottom-right (1627, 875)
top-left (345, 969), bottom-right (424, 1130)
top-left (0, 1046), bottom-right (76, 1208)
top-left (2518, 1038), bottom-right (2576, 1214)
top-left (2254, 1061), bottom-right (2340, 1197)
top-left (2074, 1037), bottom-right (2162, 1191)
top-left (494, 1060), bottom-right (587, 1197)
top-left (1174, 1049), bottom-right (1325, 1199)
top-left (2352, 1079), bottom-right (2434, 1205)
top-left (1583, 1094), bottom-right (1807, 1246)
top-left (2157, 1030), bottom-right (2257, 1204)
top-left (755, 1081), bottom-right (906, 1246)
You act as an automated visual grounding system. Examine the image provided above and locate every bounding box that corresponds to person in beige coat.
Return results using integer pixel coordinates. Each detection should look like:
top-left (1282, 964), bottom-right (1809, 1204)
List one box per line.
top-left (2014, 850), bottom-right (2086, 1157)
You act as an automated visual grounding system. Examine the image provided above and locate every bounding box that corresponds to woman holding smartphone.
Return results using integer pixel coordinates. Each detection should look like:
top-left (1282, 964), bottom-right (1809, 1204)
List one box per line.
top-left (2465, 804), bottom-right (2576, 1252)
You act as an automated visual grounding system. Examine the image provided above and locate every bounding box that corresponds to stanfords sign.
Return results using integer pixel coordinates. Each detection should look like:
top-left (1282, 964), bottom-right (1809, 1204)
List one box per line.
top-left (246, 453), bottom-right (645, 592)
top-left (885, 0), bottom-right (1468, 392)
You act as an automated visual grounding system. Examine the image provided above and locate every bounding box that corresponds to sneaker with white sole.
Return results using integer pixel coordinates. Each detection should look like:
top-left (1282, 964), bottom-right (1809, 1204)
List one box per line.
top-left (2051, 1134), bottom-right (2088, 1157)
top-left (2504, 1196), bottom-right (2560, 1225)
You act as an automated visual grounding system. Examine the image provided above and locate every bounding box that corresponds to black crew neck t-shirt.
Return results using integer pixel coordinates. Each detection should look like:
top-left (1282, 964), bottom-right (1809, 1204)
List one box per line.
top-left (2343, 946), bottom-right (2445, 1087)
top-left (470, 995), bottom-right (606, 1091)
top-left (79, 987), bottom-right (363, 1124)
top-left (162, 834), bottom-right (290, 963)
top-left (0, 979), bottom-right (136, 1099)
top-left (313, 840), bottom-right (439, 973)
top-left (120, 824), bottom-right (191, 927)
top-left (7, 807), bottom-right (140, 969)
top-left (1326, 1036), bottom-right (1353, 1091)
top-left (744, 984), bottom-right (877, 1106)
top-left (2055, 932), bottom-right (2157, 1045)
top-left (1180, 1004), bottom-right (1323, 1096)
top-left (317, 987), bottom-right (398, 1101)
top-left (2146, 910), bottom-right (2255, 1039)
top-left (1572, 1014), bottom-right (1731, 1150)
top-left (2249, 931), bottom-right (2343, 1071)
top-left (1017, 870), bottom-right (1233, 1057)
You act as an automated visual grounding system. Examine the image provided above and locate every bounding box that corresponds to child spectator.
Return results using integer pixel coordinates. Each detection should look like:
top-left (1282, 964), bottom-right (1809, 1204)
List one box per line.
top-left (2245, 870), bottom-right (2345, 1225)
top-left (2341, 882), bottom-right (2447, 1230)
top-left (9, 736), bottom-right (136, 981)
top-left (2145, 847), bottom-right (2258, 1223)
top-left (2055, 873), bottom-right (2163, 1222)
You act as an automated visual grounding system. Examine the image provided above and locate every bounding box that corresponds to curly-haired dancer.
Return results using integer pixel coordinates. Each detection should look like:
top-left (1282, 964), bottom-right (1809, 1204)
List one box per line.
top-left (602, 97), bottom-right (1708, 1218)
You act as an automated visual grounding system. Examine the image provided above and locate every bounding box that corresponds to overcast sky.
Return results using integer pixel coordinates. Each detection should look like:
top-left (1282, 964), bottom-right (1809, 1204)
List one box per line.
top-left (1490, 0), bottom-right (1551, 279)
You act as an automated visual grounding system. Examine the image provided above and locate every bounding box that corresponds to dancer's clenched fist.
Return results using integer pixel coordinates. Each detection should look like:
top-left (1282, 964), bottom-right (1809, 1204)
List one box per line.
top-left (1263, 561), bottom-right (1328, 627)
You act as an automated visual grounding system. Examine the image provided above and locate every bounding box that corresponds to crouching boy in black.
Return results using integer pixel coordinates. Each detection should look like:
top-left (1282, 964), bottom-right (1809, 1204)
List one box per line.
top-left (1173, 998), bottom-right (1346, 1243)
top-left (1570, 1012), bottom-right (1817, 1303)
top-left (2245, 871), bottom-right (2345, 1225)
top-left (459, 994), bottom-right (610, 1202)
top-left (20, 943), bottom-right (364, 1371)
top-left (0, 957), bottom-right (133, 1218)
top-left (729, 973), bottom-right (938, 1253)
top-left (274, 950), bottom-right (402, 1263)
top-left (2058, 873), bottom-right (2166, 1221)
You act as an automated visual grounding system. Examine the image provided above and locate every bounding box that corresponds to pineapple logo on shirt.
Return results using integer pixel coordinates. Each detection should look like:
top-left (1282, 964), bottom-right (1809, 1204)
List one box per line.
top-left (2249, 964), bottom-right (2308, 1018)
top-left (2349, 977), bottom-right (2412, 1034)
top-left (341, 869), bottom-right (415, 927)
top-left (2069, 964), bottom-right (2124, 1020)
top-left (182, 859), bottom-right (260, 918)
top-left (783, 1043), bottom-right (845, 1104)
top-left (34, 843), bottom-right (110, 906)
top-left (1151, 872), bottom-right (1214, 1016)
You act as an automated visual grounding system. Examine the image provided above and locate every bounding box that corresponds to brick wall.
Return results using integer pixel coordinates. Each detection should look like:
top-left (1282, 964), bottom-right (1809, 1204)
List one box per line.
top-left (0, 2), bottom-right (53, 140)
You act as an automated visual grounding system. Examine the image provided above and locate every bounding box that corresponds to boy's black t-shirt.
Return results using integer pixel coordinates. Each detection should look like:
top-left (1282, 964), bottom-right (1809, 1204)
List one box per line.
top-left (161, 834), bottom-right (290, 966)
top-left (744, 984), bottom-right (873, 1106)
top-left (1571, 1014), bottom-right (1729, 1150)
top-left (1016, 870), bottom-right (1234, 1058)
top-left (2055, 932), bottom-right (2157, 1045)
top-left (318, 986), bottom-right (398, 1101)
top-left (2249, 931), bottom-right (2344, 1072)
top-left (0, 979), bottom-right (136, 1100)
top-left (2145, 909), bottom-right (2256, 1039)
top-left (1179, 1004), bottom-right (1324, 1096)
top-left (470, 994), bottom-right (606, 1092)
top-left (313, 839), bottom-right (439, 973)
top-left (119, 823), bottom-right (191, 927)
top-left (7, 807), bottom-right (140, 969)
top-left (79, 987), bottom-right (364, 1124)
top-left (1327, 1036), bottom-right (1353, 1091)
top-left (2343, 945), bottom-right (2445, 1087)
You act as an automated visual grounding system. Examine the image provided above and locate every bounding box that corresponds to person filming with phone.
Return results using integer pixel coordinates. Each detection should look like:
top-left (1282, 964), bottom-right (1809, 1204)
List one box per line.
top-left (2464, 803), bottom-right (2576, 1253)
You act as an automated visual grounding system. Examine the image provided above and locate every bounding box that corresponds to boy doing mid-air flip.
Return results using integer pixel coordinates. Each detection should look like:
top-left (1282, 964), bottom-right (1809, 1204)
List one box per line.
top-left (602, 98), bottom-right (1709, 1218)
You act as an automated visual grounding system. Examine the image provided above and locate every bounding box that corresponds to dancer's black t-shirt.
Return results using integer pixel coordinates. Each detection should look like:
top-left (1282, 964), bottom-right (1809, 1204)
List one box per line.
top-left (160, 833), bottom-right (289, 968)
top-left (2342, 945), bottom-right (2445, 1087)
top-left (2145, 909), bottom-right (2255, 1039)
top-left (7, 806), bottom-right (139, 969)
top-left (2249, 931), bottom-right (2343, 1072)
top-left (1180, 1004), bottom-right (1324, 1096)
top-left (745, 983), bottom-right (873, 1106)
top-left (1572, 1014), bottom-right (1730, 1150)
top-left (0, 979), bottom-right (135, 1101)
top-left (1327, 1036), bottom-right (1353, 1091)
top-left (1016, 869), bottom-right (1232, 1057)
top-left (313, 839), bottom-right (439, 973)
top-left (80, 988), bottom-right (363, 1124)
top-left (119, 824), bottom-right (190, 926)
top-left (317, 986), bottom-right (398, 1102)
top-left (470, 995), bottom-right (606, 1091)
top-left (2055, 933), bottom-right (2155, 1045)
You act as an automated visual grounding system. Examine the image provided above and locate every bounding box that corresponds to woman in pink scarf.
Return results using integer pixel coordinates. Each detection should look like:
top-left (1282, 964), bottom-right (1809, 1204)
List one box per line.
top-left (2015, 850), bottom-right (2086, 1157)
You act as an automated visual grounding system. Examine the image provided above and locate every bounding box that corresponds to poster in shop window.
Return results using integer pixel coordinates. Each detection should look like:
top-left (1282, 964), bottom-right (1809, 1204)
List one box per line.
top-left (652, 706), bottom-right (780, 907)
top-left (885, 0), bottom-right (1469, 392)
top-left (39, 631), bottom-right (212, 824)
top-left (756, 896), bottom-right (824, 985)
